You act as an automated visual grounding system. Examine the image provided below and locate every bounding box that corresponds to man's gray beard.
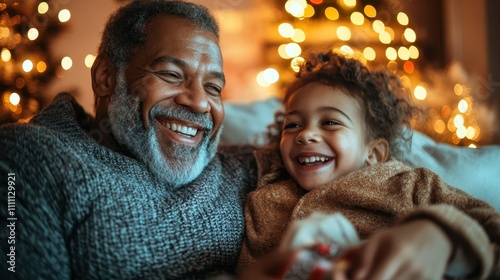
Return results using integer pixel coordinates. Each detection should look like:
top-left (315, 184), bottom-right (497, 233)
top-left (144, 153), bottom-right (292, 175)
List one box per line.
top-left (107, 68), bottom-right (221, 188)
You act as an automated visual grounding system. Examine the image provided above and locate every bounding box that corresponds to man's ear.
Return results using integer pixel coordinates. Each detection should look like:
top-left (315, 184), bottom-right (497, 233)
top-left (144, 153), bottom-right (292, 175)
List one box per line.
top-left (91, 54), bottom-right (116, 98)
top-left (365, 138), bottom-right (389, 166)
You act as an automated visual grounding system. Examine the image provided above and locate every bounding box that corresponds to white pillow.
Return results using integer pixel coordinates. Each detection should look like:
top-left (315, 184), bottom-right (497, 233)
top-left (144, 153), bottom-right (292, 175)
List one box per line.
top-left (222, 100), bottom-right (500, 211)
top-left (398, 132), bottom-right (500, 211)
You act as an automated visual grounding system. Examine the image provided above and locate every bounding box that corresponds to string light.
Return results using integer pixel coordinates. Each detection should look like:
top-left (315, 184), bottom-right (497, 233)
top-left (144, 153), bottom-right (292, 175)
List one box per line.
top-left (1, 1), bottom-right (70, 123)
top-left (267, 1), bottom-right (482, 147)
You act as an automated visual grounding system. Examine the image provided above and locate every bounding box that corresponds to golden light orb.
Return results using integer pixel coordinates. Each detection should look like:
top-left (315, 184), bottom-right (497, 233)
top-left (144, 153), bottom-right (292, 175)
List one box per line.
top-left (337, 26), bottom-right (351, 41)
top-left (414, 85), bottom-right (427, 100)
top-left (364, 5), bottom-right (376, 18)
top-left (363, 47), bottom-right (376, 61)
top-left (397, 12), bottom-right (409, 25)
top-left (58, 9), bottom-right (71, 23)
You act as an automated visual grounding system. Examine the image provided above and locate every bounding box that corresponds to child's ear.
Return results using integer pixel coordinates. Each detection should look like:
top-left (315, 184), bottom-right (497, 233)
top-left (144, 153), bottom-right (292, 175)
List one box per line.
top-left (91, 54), bottom-right (116, 98)
top-left (366, 138), bottom-right (389, 166)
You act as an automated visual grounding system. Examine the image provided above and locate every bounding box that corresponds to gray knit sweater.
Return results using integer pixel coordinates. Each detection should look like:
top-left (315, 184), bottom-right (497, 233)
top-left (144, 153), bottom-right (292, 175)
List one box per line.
top-left (0, 93), bottom-right (258, 279)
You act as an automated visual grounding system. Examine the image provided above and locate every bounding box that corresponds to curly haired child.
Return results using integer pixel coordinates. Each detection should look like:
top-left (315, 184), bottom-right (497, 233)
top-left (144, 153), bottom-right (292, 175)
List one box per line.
top-left (238, 50), bottom-right (500, 280)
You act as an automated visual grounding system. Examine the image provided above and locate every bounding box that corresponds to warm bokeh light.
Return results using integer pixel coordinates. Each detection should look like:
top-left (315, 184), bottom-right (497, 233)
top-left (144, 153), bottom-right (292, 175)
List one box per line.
top-left (385, 47), bottom-right (397, 60)
top-left (256, 71), bottom-right (270, 87)
top-left (456, 126), bottom-right (467, 139)
top-left (278, 44), bottom-right (291, 59)
top-left (466, 126), bottom-right (476, 140)
top-left (454, 84), bottom-right (464, 95)
top-left (22, 60), bottom-right (33, 72)
top-left (36, 61), bottom-right (47, 73)
top-left (339, 45), bottom-right (354, 56)
top-left (372, 20), bottom-right (385, 33)
top-left (291, 28), bottom-right (306, 42)
top-left (414, 85), bottom-right (427, 100)
top-left (458, 99), bottom-right (468, 113)
top-left (58, 9), bottom-right (71, 22)
top-left (325, 7), bottom-right (339, 20)
top-left (27, 28), bottom-right (39, 40)
top-left (304, 4), bottom-right (315, 18)
top-left (9, 92), bottom-right (20, 106)
top-left (285, 43), bottom-right (301, 57)
top-left (408, 45), bottom-right (419, 59)
top-left (279, 23), bottom-right (295, 38)
top-left (453, 114), bottom-right (465, 128)
top-left (441, 105), bottom-right (451, 118)
top-left (38, 2), bottom-right (49, 14)
top-left (397, 12), bottom-right (409, 25)
top-left (404, 28), bottom-right (416, 42)
top-left (256, 67), bottom-right (280, 87)
top-left (364, 5), bottom-right (376, 18)
top-left (363, 47), bottom-right (376, 61)
top-left (350, 12), bottom-right (364, 25)
top-left (1, 48), bottom-right (11, 62)
top-left (336, 26), bottom-right (351, 41)
top-left (291, 56), bottom-right (304, 72)
top-left (385, 27), bottom-right (395, 40)
top-left (403, 61), bottom-right (414, 73)
top-left (85, 54), bottom-right (96, 68)
top-left (398, 46), bottom-right (410, 60)
top-left (343, 0), bottom-right (356, 8)
top-left (379, 31), bottom-right (391, 44)
top-left (263, 68), bottom-right (279, 84)
top-left (285, 0), bottom-right (305, 18)
top-left (61, 56), bottom-right (73, 70)
top-left (434, 119), bottom-right (446, 134)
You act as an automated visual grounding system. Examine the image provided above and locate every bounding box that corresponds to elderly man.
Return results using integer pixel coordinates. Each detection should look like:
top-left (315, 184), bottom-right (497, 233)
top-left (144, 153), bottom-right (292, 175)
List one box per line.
top-left (0, 1), bottom-right (263, 279)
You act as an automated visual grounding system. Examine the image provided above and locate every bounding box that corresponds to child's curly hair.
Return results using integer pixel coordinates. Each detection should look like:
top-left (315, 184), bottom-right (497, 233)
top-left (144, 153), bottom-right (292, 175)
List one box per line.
top-left (268, 50), bottom-right (419, 158)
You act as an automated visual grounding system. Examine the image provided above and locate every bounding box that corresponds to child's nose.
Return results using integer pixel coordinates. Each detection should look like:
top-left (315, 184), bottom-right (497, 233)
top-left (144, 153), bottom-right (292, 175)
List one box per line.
top-left (295, 128), bottom-right (321, 144)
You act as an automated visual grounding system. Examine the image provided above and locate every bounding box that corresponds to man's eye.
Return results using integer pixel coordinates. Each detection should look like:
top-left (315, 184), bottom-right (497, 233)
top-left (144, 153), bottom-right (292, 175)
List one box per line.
top-left (157, 71), bottom-right (181, 79)
top-left (205, 84), bottom-right (222, 96)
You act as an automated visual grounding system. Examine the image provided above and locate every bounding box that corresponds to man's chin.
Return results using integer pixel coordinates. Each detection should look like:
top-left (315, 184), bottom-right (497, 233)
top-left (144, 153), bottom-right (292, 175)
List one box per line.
top-left (147, 134), bottom-right (209, 188)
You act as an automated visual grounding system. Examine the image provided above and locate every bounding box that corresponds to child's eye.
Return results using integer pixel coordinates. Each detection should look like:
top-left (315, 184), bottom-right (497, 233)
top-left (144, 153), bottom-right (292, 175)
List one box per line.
top-left (323, 120), bottom-right (341, 126)
top-left (283, 123), bottom-right (301, 130)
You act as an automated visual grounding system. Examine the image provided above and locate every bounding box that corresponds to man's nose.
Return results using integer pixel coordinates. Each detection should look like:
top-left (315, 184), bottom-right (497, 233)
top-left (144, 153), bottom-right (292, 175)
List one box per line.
top-left (295, 127), bottom-right (321, 144)
top-left (174, 83), bottom-right (210, 113)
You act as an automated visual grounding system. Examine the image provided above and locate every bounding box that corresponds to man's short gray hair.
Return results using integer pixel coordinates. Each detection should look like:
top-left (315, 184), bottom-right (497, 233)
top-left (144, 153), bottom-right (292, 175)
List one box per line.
top-left (98, 0), bottom-right (220, 69)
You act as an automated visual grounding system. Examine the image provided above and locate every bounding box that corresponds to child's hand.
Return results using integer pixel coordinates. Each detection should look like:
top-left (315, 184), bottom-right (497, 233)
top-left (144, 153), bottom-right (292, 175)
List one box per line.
top-left (345, 219), bottom-right (453, 280)
top-left (281, 212), bottom-right (359, 250)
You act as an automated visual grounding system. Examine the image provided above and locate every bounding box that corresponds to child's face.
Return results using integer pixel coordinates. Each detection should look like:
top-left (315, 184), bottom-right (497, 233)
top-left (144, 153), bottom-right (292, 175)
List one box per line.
top-left (280, 82), bottom-right (373, 191)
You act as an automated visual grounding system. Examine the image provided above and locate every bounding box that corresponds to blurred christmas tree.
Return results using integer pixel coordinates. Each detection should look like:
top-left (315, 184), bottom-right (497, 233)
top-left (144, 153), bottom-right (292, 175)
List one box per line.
top-left (258, 0), bottom-right (484, 146)
top-left (0, 1), bottom-right (68, 124)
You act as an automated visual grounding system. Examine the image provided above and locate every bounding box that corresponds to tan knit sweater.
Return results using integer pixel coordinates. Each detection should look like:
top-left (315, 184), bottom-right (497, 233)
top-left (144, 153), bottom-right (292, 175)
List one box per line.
top-left (238, 146), bottom-right (500, 279)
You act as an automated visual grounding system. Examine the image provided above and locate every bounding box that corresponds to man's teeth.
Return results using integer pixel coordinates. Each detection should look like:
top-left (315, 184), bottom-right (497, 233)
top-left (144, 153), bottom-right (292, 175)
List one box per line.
top-left (298, 156), bottom-right (329, 164)
top-left (164, 122), bottom-right (198, 137)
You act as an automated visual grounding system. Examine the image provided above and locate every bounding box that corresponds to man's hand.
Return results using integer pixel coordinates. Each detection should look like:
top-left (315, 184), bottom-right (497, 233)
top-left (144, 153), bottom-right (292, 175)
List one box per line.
top-left (344, 219), bottom-right (453, 280)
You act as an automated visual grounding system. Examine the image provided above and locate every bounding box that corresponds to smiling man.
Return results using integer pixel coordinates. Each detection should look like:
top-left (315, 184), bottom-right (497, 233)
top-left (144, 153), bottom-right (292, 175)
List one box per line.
top-left (93, 13), bottom-right (226, 188)
top-left (0, 1), bottom-right (261, 279)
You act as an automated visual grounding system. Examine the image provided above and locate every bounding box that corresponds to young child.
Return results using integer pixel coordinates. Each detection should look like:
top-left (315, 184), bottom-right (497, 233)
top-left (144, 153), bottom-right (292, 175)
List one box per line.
top-left (238, 51), bottom-right (500, 279)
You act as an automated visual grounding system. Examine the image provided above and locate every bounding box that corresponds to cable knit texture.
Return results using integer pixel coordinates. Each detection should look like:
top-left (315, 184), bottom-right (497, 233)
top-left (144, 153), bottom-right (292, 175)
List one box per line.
top-left (239, 145), bottom-right (500, 279)
top-left (0, 93), bottom-right (258, 280)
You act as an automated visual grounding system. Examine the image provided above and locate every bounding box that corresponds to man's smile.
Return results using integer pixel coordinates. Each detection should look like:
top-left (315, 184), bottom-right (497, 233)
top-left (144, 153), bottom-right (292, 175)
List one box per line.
top-left (155, 116), bottom-right (206, 146)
